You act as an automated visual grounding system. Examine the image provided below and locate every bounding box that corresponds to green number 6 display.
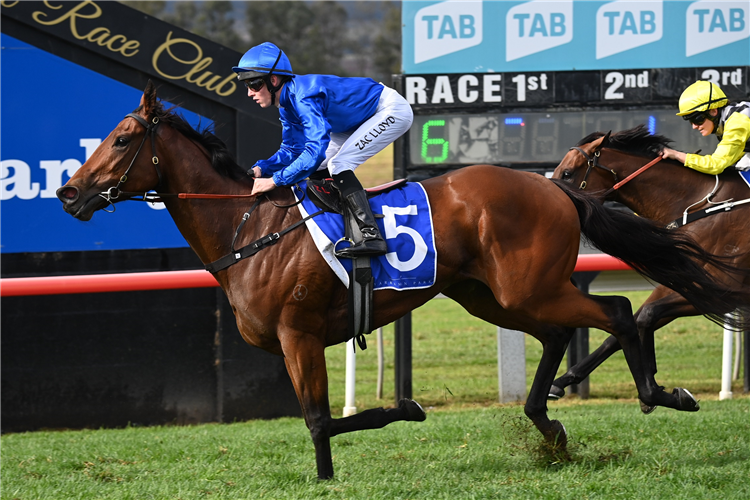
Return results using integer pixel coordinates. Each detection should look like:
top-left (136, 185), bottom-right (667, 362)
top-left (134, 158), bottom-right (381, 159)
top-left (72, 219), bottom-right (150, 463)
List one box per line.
top-left (421, 119), bottom-right (449, 163)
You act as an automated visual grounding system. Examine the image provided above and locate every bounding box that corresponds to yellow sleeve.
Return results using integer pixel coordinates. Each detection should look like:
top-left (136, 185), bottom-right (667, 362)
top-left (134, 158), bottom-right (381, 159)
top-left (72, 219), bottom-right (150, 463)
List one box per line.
top-left (684, 113), bottom-right (750, 175)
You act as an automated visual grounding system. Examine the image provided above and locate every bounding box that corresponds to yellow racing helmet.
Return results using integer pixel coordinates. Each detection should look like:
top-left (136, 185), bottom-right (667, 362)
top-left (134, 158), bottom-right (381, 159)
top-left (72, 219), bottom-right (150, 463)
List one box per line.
top-left (676, 80), bottom-right (728, 117)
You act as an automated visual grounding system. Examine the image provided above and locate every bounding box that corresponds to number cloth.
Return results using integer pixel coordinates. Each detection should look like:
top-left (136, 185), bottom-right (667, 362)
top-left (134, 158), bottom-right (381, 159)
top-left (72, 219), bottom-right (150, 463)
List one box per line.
top-left (255, 82), bottom-right (413, 187)
top-left (294, 181), bottom-right (436, 291)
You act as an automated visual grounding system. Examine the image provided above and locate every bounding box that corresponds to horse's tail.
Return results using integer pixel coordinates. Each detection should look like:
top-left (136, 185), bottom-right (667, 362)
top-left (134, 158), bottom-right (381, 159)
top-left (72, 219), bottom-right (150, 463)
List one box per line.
top-left (552, 179), bottom-right (750, 330)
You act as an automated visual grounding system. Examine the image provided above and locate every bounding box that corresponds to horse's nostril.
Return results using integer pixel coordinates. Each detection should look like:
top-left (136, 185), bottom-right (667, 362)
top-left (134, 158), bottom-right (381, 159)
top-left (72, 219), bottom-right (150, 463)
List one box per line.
top-left (57, 186), bottom-right (79, 201)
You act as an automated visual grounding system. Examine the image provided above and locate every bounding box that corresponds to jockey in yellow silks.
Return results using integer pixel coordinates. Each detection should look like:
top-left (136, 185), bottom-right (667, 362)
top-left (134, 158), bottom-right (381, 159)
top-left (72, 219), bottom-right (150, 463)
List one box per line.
top-left (662, 80), bottom-right (750, 174)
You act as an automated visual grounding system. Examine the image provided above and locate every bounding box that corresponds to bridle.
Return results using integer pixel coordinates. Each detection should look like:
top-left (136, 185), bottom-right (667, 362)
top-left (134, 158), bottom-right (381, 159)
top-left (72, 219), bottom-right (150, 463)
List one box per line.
top-left (568, 146), bottom-right (663, 195)
top-left (99, 113), bottom-right (162, 211)
top-left (568, 146), bottom-right (617, 190)
top-left (93, 111), bottom-right (322, 272)
top-left (97, 112), bottom-right (263, 211)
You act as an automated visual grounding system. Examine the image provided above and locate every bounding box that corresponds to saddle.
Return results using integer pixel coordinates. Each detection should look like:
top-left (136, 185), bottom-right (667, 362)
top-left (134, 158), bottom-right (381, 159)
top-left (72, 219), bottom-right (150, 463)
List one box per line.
top-left (306, 177), bottom-right (407, 215)
top-left (305, 176), bottom-right (407, 350)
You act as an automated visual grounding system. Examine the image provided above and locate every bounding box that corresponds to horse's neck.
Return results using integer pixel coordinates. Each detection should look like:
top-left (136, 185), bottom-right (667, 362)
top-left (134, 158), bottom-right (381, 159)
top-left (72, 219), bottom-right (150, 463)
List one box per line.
top-left (157, 131), bottom-right (283, 266)
top-left (613, 158), bottom-right (719, 223)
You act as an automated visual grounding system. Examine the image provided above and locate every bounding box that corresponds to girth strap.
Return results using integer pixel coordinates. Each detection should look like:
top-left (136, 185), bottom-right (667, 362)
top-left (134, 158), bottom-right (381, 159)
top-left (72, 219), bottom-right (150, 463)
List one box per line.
top-left (205, 203), bottom-right (323, 273)
top-left (666, 197), bottom-right (750, 229)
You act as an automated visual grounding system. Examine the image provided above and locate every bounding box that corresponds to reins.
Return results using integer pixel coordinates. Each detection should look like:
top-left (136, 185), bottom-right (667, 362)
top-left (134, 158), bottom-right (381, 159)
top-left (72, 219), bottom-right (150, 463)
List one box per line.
top-left (569, 146), bottom-right (663, 196)
top-left (104, 112), bottom-right (322, 273)
top-left (100, 113), bottom-right (264, 209)
top-left (603, 154), bottom-right (663, 196)
top-left (571, 145), bottom-right (750, 229)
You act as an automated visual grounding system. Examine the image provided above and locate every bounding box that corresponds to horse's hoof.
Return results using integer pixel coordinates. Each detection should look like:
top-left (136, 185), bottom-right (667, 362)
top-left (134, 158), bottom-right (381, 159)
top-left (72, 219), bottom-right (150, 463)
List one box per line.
top-left (551, 420), bottom-right (567, 442)
top-left (639, 399), bottom-right (657, 415)
top-left (544, 420), bottom-right (570, 460)
top-left (548, 385), bottom-right (565, 400)
top-left (673, 387), bottom-right (700, 412)
top-left (399, 399), bottom-right (427, 422)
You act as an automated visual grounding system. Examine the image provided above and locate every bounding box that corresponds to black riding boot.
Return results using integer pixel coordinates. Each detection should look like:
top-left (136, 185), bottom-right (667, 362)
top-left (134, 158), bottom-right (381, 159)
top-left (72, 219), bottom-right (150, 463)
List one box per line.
top-left (333, 171), bottom-right (387, 258)
top-left (337, 189), bottom-right (388, 258)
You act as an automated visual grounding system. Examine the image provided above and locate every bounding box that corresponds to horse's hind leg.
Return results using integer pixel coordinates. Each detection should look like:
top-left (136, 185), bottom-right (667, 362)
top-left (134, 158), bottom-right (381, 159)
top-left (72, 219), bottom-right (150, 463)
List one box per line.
top-left (442, 281), bottom-right (574, 454)
top-left (634, 286), bottom-right (698, 378)
top-left (550, 286), bottom-right (698, 403)
top-left (530, 287), bottom-right (699, 412)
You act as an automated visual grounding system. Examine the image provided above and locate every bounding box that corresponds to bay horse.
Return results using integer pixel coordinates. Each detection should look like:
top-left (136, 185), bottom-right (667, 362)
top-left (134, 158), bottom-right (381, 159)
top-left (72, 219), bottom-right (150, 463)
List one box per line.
top-left (57, 83), bottom-right (750, 479)
top-left (551, 125), bottom-right (750, 405)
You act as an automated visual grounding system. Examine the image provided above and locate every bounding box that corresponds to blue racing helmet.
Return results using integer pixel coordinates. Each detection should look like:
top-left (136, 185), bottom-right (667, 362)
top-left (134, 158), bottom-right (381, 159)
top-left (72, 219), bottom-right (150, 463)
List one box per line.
top-left (232, 42), bottom-right (294, 81)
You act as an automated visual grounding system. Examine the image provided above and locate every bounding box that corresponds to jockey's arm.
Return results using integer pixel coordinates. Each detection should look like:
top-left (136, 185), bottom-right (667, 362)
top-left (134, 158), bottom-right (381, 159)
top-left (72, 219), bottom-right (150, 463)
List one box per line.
top-left (683, 113), bottom-right (750, 175)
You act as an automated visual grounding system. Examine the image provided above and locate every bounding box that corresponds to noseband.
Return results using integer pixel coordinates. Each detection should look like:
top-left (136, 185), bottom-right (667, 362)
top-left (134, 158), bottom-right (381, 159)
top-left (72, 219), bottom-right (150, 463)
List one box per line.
top-left (99, 113), bottom-right (162, 211)
top-left (568, 146), bottom-right (617, 190)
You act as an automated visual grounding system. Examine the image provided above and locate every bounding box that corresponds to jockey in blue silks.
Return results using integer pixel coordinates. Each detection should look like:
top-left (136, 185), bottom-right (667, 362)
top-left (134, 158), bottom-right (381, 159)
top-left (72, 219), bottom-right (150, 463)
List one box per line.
top-left (233, 42), bottom-right (414, 258)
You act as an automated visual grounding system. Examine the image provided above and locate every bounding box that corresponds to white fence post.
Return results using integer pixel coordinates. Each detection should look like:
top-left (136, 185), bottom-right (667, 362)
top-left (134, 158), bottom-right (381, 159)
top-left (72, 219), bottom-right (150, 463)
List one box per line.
top-left (343, 338), bottom-right (357, 416)
top-left (497, 327), bottom-right (526, 403)
top-left (720, 311), bottom-right (737, 400)
top-left (376, 327), bottom-right (384, 400)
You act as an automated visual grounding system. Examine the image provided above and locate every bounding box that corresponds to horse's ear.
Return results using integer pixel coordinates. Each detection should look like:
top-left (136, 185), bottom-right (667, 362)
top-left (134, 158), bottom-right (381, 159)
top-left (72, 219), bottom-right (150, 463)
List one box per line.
top-left (140, 80), bottom-right (157, 116)
top-left (600, 131), bottom-right (612, 148)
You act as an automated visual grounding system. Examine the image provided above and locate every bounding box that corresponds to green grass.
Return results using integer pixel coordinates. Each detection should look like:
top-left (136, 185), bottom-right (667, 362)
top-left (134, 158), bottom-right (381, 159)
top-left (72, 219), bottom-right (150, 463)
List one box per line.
top-left (4, 290), bottom-right (749, 499)
top-left (3, 400), bottom-right (748, 499)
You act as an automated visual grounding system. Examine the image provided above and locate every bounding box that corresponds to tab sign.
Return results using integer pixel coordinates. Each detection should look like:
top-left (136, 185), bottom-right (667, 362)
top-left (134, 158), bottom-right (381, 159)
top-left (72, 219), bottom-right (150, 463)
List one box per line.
top-left (506, 0), bottom-right (573, 62)
top-left (596, 1), bottom-right (663, 59)
top-left (686, 1), bottom-right (750, 57)
top-left (414, 0), bottom-right (483, 64)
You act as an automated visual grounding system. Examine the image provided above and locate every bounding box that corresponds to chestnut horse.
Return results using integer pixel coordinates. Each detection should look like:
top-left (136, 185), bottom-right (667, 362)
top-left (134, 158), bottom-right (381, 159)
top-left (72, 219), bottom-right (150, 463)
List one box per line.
top-left (57, 84), bottom-right (749, 479)
top-left (551, 125), bottom-right (750, 404)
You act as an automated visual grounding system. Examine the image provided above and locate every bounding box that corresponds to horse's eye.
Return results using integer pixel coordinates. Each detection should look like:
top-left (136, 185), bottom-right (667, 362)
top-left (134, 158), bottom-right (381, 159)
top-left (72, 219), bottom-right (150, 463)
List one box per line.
top-left (114, 136), bottom-right (129, 148)
top-left (561, 170), bottom-right (572, 180)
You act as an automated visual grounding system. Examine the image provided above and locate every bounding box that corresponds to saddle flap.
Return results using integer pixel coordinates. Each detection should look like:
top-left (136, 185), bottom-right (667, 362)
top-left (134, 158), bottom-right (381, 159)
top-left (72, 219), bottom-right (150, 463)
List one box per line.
top-left (306, 179), bottom-right (343, 214)
top-left (306, 178), bottom-right (409, 214)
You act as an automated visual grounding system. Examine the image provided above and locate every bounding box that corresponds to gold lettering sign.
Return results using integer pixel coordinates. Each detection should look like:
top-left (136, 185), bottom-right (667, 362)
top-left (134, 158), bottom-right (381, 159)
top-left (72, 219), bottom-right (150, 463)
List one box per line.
top-left (152, 32), bottom-right (237, 97)
top-left (10, 1), bottom-right (237, 98)
top-left (31, 1), bottom-right (140, 57)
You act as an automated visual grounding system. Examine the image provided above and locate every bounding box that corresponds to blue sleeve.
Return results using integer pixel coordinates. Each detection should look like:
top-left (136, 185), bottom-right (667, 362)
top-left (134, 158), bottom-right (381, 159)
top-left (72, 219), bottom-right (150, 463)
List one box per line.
top-left (271, 95), bottom-right (331, 186)
top-left (254, 121), bottom-right (301, 175)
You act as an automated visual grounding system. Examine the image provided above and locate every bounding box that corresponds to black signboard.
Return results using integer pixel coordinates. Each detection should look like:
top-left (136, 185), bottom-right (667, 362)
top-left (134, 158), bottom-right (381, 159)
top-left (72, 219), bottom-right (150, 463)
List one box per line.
top-left (395, 66), bottom-right (749, 181)
top-left (401, 66), bottom-right (749, 111)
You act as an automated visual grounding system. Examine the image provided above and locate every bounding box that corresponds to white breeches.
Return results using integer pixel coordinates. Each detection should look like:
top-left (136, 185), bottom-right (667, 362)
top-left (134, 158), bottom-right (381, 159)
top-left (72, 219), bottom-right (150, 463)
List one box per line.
top-left (319, 85), bottom-right (414, 175)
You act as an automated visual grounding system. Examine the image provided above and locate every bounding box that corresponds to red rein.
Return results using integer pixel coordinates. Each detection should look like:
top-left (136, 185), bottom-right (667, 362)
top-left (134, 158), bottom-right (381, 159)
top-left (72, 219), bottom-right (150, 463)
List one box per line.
top-left (609, 154), bottom-right (664, 192)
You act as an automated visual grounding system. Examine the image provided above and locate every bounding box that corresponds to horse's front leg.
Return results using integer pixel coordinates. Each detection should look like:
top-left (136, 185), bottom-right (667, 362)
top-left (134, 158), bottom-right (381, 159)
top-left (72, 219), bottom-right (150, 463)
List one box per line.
top-left (330, 399), bottom-right (426, 437)
top-left (280, 331), bottom-right (335, 480)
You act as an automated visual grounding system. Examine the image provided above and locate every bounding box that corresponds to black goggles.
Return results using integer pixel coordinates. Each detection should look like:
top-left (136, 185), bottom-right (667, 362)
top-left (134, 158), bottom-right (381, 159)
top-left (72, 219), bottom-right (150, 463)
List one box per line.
top-left (683, 111), bottom-right (709, 126)
top-left (243, 77), bottom-right (266, 92)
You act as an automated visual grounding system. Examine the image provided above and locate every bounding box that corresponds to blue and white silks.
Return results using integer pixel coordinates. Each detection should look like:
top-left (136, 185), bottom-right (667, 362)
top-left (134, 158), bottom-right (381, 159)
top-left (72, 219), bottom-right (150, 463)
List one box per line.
top-left (293, 181), bottom-right (436, 291)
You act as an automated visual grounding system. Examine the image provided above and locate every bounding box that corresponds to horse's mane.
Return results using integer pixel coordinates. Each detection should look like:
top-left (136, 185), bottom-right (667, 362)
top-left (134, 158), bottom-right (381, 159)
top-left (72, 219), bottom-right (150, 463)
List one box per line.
top-left (136, 101), bottom-right (247, 181)
top-left (576, 124), bottom-right (673, 157)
